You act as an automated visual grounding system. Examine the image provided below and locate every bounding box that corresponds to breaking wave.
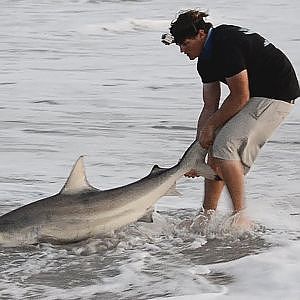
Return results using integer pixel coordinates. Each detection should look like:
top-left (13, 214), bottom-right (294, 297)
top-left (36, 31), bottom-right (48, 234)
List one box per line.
top-left (81, 18), bottom-right (170, 34)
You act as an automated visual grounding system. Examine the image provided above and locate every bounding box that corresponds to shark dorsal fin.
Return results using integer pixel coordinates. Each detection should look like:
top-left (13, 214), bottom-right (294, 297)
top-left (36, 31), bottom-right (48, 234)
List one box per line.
top-left (60, 156), bottom-right (96, 194)
top-left (150, 164), bottom-right (166, 176)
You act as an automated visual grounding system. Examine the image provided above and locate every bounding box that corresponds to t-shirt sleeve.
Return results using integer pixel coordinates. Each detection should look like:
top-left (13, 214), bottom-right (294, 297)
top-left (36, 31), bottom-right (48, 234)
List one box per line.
top-left (197, 59), bottom-right (219, 83)
top-left (217, 41), bottom-right (247, 78)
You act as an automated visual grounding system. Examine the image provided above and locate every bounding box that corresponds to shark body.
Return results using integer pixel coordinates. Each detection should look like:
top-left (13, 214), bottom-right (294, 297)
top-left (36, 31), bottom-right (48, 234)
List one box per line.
top-left (0, 141), bottom-right (216, 245)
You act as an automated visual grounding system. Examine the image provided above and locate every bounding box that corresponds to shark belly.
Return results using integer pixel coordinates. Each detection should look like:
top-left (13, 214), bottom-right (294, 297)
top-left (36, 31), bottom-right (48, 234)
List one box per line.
top-left (89, 176), bottom-right (179, 235)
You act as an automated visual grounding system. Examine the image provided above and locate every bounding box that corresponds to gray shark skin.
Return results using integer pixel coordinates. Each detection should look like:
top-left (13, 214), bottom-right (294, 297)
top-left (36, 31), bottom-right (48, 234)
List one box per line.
top-left (0, 140), bottom-right (217, 246)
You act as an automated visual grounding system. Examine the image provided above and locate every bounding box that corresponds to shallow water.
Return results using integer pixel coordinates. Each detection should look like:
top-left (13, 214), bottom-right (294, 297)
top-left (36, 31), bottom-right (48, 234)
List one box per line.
top-left (0, 211), bottom-right (271, 299)
top-left (0, 0), bottom-right (299, 299)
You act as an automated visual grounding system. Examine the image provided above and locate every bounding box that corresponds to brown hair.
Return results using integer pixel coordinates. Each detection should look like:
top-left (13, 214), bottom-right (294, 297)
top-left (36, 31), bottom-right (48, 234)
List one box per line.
top-left (170, 10), bottom-right (213, 45)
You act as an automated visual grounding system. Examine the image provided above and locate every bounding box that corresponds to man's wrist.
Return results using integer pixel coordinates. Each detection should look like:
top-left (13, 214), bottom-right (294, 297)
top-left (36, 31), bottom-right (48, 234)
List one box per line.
top-left (206, 119), bottom-right (217, 130)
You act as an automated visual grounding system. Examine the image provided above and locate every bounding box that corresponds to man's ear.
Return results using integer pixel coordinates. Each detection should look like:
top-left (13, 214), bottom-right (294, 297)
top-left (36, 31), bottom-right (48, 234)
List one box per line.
top-left (197, 29), bottom-right (206, 39)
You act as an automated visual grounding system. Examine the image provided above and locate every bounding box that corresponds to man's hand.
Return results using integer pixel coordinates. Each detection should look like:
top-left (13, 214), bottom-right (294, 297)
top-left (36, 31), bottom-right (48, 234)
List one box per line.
top-left (184, 169), bottom-right (200, 178)
top-left (199, 124), bottom-right (215, 149)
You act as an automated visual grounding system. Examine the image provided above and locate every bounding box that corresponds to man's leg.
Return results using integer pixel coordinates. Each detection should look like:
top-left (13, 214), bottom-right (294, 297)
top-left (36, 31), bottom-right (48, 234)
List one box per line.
top-left (202, 178), bottom-right (224, 211)
top-left (189, 156), bottom-right (225, 232)
top-left (190, 178), bottom-right (224, 232)
top-left (212, 157), bottom-right (253, 229)
top-left (213, 158), bottom-right (245, 212)
top-left (200, 154), bottom-right (225, 211)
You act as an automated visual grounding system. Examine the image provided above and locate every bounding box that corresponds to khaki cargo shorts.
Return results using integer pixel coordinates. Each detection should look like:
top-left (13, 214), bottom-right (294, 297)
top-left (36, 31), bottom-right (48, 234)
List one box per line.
top-left (212, 97), bottom-right (293, 174)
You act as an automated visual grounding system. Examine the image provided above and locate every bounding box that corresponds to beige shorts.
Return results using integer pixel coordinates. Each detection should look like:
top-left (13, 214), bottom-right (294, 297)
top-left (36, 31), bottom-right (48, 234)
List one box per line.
top-left (212, 97), bottom-right (293, 174)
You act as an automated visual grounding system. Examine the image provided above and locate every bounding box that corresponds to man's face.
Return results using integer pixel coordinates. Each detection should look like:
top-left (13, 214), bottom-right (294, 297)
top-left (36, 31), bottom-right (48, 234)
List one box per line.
top-left (179, 30), bottom-right (206, 60)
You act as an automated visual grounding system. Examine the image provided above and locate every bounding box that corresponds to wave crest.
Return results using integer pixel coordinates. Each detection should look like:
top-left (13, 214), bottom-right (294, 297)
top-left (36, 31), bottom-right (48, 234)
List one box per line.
top-left (82, 18), bottom-right (170, 34)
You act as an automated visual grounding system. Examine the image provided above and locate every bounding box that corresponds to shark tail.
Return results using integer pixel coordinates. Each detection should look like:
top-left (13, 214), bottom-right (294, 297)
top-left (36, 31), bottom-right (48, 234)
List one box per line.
top-left (180, 140), bottom-right (219, 180)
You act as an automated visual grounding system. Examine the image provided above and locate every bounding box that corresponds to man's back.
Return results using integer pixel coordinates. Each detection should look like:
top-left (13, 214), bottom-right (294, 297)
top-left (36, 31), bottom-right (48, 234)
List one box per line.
top-left (197, 24), bottom-right (300, 101)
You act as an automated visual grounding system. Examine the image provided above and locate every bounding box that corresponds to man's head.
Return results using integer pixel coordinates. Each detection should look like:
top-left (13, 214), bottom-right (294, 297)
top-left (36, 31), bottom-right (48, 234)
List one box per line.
top-left (163, 10), bottom-right (213, 60)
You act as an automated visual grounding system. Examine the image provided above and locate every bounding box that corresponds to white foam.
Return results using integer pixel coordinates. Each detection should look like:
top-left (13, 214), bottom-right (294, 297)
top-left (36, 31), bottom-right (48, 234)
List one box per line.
top-left (81, 18), bottom-right (170, 34)
top-left (153, 241), bottom-right (300, 300)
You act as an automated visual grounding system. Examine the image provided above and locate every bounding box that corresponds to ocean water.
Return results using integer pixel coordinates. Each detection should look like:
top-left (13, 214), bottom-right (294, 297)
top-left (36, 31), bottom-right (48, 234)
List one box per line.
top-left (0, 0), bottom-right (299, 299)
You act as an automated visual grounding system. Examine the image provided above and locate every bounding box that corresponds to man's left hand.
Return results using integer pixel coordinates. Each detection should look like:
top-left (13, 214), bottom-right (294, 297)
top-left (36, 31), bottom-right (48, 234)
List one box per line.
top-left (199, 124), bottom-right (215, 149)
top-left (184, 169), bottom-right (200, 178)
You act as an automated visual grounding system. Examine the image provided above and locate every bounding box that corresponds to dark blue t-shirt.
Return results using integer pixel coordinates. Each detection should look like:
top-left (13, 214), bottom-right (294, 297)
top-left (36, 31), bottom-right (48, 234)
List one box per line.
top-left (197, 25), bottom-right (300, 101)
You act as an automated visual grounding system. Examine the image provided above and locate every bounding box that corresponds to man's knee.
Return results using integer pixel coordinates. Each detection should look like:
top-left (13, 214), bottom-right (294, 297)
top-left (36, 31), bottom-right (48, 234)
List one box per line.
top-left (209, 157), bottom-right (247, 179)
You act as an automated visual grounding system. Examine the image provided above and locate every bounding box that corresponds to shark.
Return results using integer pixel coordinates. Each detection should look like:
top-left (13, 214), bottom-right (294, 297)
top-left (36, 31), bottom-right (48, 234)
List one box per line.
top-left (0, 140), bottom-right (217, 246)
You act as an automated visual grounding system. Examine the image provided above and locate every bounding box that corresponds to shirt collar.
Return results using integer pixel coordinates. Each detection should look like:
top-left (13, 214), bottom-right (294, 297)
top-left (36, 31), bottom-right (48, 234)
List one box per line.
top-left (199, 27), bottom-right (214, 60)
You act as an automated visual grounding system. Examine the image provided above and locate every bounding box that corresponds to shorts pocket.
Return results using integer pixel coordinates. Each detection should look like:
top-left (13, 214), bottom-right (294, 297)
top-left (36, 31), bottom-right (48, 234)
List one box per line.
top-left (249, 100), bottom-right (273, 120)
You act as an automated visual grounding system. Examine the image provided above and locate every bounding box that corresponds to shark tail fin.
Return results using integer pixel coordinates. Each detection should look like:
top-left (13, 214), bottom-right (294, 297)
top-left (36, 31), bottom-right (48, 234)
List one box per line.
top-left (180, 140), bottom-right (219, 180)
top-left (60, 156), bottom-right (98, 195)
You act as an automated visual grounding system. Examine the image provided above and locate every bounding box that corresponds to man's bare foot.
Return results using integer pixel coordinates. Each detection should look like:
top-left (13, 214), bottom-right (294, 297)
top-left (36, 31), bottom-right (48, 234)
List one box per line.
top-left (190, 209), bottom-right (215, 233)
top-left (231, 211), bottom-right (254, 231)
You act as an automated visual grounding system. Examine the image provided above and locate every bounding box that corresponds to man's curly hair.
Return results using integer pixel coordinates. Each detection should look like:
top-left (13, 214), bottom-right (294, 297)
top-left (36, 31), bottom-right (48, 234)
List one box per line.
top-left (170, 10), bottom-right (213, 45)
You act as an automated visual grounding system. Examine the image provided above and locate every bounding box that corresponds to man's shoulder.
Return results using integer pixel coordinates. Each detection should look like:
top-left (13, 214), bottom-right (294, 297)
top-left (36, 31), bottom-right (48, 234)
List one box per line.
top-left (213, 24), bottom-right (248, 42)
top-left (213, 24), bottom-right (243, 33)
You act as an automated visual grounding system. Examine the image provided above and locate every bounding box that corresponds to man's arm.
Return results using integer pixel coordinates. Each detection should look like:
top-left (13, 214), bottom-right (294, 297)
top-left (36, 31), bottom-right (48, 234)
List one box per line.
top-left (196, 81), bottom-right (221, 140)
top-left (185, 81), bottom-right (220, 178)
top-left (200, 70), bottom-right (250, 149)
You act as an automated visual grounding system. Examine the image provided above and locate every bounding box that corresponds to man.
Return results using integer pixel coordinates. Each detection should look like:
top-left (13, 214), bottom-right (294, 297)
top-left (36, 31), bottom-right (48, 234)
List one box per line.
top-left (162, 10), bottom-right (299, 228)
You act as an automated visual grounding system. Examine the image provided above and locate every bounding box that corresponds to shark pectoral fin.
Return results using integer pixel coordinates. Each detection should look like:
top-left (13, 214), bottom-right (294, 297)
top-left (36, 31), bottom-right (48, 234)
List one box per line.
top-left (60, 156), bottom-right (98, 195)
top-left (138, 207), bottom-right (154, 223)
top-left (164, 183), bottom-right (183, 197)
